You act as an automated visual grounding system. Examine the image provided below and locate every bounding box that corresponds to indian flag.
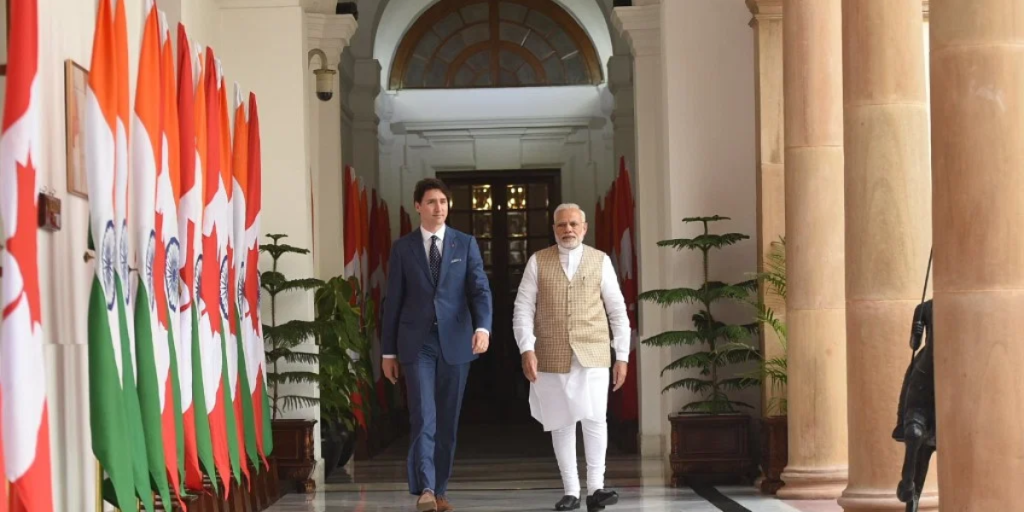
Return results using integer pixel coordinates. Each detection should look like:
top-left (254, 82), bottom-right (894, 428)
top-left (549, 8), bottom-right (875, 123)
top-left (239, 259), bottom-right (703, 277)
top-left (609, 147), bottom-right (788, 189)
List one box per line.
top-left (217, 68), bottom-right (243, 486)
top-left (113, 0), bottom-right (155, 509)
top-left (181, 38), bottom-right (218, 493)
top-left (84, 0), bottom-right (136, 508)
top-left (0, 0), bottom-right (54, 510)
top-left (200, 46), bottom-right (232, 494)
top-left (231, 86), bottom-right (260, 479)
top-left (129, 1), bottom-right (173, 507)
top-left (244, 93), bottom-right (273, 463)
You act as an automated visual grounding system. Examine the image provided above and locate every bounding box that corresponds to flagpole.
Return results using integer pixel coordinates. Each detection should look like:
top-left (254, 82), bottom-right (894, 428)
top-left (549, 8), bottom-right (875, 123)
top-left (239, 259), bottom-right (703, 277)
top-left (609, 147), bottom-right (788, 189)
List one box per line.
top-left (96, 459), bottom-right (103, 512)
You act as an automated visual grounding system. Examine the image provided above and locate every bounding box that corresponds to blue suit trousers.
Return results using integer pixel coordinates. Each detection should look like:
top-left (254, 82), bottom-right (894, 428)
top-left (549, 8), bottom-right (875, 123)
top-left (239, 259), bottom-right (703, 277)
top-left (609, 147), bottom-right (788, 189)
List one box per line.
top-left (402, 329), bottom-right (470, 496)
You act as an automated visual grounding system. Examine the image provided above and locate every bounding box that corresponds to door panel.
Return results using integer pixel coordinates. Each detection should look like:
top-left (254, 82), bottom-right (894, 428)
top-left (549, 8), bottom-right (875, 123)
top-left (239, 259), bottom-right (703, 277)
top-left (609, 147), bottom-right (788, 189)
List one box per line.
top-left (440, 170), bottom-right (560, 424)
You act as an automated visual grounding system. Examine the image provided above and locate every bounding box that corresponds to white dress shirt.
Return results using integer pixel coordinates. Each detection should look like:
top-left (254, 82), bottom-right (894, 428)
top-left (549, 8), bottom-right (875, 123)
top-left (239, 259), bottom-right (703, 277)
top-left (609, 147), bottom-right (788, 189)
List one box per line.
top-left (512, 244), bottom-right (630, 363)
top-left (382, 224), bottom-right (487, 360)
top-left (420, 224), bottom-right (446, 263)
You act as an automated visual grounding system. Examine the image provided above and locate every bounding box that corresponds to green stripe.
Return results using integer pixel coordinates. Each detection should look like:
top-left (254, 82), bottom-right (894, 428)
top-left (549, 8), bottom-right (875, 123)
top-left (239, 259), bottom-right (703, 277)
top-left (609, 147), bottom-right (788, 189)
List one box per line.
top-left (262, 372), bottom-right (273, 457)
top-left (88, 277), bottom-right (137, 510)
top-left (134, 285), bottom-right (172, 508)
top-left (235, 313), bottom-right (260, 473)
top-left (220, 326), bottom-right (242, 484)
top-left (115, 275), bottom-right (155, 512)
top-left (190, 306), bottom-right (218, 494)
top-left (166, 305), bottom-right (187, 493)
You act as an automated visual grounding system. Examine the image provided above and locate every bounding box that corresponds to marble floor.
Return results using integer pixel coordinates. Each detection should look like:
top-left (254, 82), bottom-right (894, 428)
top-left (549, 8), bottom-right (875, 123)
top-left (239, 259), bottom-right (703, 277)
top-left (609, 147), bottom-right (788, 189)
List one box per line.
top-left (267, 424), bottom-right (841, 512)
top-left (266, 486), bottom-right (841, 511)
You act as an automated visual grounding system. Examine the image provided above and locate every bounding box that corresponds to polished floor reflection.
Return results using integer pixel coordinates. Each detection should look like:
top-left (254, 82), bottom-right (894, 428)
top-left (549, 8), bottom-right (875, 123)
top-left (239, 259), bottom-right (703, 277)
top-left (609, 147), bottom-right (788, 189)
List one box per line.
top-left (267, 424), bottom-right (841, 511)
top-left (265, 486), bottom-right (841, 511)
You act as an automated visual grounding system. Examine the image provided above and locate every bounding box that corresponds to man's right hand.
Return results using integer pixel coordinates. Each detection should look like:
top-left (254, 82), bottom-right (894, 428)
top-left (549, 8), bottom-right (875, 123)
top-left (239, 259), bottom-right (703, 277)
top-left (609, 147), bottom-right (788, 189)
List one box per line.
top-left (382, 358), bottom-right (400, 384)
top-left (521, 351), bottom-right (538, 383)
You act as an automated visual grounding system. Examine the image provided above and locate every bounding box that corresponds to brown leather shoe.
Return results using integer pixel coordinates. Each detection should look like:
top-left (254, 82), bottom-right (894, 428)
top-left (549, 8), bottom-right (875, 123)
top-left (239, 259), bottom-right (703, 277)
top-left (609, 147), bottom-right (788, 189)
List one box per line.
top-left (436, 496), bottom-right (454, 512)
top-left (416, 490), bottom-right (437, 511)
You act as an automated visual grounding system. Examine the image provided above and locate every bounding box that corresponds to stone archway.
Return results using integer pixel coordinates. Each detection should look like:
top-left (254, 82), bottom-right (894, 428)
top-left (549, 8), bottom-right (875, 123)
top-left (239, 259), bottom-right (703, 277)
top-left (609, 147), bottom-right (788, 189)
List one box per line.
top-left (388, 0), bottom-right (604, 89)
top-left (372, 0), bottom-right (615, 91)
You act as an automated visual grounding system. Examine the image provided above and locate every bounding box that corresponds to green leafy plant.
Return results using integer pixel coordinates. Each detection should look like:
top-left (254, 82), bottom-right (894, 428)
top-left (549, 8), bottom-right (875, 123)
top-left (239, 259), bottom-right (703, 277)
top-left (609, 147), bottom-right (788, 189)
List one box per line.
top-left (638, 216), bottom-right (759, 414)
top-left (314, 275), bottom-right (374, 432)
top-left (260, 234), bottom-right (327, 419)
top-left (746, 237), bottom-right (787, 416)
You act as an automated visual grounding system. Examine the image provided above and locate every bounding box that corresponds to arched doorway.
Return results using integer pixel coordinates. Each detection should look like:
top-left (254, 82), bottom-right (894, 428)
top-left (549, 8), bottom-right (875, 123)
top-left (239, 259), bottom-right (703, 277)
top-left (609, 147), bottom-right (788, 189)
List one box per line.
top-left (346, 0), bottom-right (639, 467)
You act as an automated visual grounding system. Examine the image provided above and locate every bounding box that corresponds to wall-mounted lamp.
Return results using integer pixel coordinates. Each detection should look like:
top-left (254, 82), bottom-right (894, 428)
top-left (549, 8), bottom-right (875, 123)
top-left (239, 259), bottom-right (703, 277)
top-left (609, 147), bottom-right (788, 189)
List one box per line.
top-left (308, 48), bottom-right (336, 102)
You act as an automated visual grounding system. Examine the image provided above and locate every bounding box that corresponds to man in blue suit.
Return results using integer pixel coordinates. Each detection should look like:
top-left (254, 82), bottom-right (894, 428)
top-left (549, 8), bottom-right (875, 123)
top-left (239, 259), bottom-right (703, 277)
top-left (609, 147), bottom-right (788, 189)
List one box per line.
top-left (381, 178), bottom-right (493, 512)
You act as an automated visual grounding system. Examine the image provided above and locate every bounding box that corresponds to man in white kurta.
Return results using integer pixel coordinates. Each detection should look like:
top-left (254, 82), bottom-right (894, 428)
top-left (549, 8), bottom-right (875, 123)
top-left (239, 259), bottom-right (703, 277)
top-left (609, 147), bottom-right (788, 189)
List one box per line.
top-left (513, 203), bottom-right (630, 511)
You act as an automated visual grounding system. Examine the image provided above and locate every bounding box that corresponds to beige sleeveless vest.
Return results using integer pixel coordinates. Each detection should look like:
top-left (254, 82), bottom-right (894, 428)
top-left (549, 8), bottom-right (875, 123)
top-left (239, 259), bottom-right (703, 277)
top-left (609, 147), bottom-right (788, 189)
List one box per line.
top-left (534, 245), bottom-right (612, 374)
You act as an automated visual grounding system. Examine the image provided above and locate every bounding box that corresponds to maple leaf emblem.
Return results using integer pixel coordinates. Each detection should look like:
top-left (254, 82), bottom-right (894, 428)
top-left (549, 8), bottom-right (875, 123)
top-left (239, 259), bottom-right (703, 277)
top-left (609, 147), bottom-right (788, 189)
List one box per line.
top-left (5, 156), bottom-right (44, 322)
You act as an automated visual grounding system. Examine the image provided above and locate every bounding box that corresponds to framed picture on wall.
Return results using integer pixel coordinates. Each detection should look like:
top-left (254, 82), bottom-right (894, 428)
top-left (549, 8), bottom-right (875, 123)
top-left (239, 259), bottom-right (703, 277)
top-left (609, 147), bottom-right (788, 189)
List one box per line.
top-left (65, 59), bottom-right (88, 198)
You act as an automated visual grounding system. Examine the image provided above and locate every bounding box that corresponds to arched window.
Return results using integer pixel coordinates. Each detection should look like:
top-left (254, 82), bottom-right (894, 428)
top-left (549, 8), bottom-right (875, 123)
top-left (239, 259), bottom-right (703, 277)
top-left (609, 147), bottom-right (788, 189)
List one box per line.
top-left (389, 0), bottom-right (604, 90)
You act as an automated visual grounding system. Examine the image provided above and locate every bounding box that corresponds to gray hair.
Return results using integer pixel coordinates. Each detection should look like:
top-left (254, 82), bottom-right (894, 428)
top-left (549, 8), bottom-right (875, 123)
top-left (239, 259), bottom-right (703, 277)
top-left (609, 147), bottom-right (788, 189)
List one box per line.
top-left (553, 203), bottom-right (586, 223)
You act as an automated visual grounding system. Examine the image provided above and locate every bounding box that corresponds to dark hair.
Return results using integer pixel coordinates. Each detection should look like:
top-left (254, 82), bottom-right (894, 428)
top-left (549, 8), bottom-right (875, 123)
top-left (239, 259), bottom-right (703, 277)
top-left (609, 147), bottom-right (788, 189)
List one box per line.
top-left (414, 178), bottom-right (451, 204)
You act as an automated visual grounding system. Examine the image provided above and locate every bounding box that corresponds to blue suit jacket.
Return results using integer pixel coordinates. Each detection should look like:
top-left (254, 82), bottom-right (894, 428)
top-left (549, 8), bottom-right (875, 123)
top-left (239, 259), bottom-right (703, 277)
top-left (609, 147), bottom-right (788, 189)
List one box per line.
top-left (381, 227), bottom-right (493, 366)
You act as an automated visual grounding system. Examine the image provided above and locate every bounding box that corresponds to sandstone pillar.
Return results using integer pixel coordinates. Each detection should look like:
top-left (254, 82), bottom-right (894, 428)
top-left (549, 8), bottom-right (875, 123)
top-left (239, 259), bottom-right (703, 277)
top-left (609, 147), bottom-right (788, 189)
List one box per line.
top-left (930, 0), bottom-right (1024, 509)
top-left (306, 12), bottom-right (358, 280)
top-left (746, 0), bottom-right (786, 417)
top-left (612, 0), bottom-right (667, 460)
top-left (352, 59), bottom-right (382, 189)
top-left (777, 0), bottom-right (848, 499)
top-left (837, 0), bottom-right (935, 510)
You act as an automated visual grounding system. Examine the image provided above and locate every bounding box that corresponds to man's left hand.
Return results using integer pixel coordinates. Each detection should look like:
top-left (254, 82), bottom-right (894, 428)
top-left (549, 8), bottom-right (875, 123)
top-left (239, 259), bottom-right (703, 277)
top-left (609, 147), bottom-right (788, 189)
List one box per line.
top-left (612, 361), bottom-right (628, 391)
top-left (472, 331), bottom-right (490, 354)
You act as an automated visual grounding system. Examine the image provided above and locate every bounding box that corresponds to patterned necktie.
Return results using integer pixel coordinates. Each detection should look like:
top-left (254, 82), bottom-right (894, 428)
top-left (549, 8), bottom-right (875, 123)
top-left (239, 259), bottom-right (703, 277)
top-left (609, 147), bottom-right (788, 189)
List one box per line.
top-left (429, 235), bottom-right (441, 286)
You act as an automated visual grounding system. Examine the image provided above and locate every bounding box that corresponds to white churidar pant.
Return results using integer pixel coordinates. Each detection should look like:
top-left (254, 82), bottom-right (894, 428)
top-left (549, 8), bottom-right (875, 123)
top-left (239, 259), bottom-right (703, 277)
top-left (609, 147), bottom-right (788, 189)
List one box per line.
top-left (530, 355), bottom-right (610, 497)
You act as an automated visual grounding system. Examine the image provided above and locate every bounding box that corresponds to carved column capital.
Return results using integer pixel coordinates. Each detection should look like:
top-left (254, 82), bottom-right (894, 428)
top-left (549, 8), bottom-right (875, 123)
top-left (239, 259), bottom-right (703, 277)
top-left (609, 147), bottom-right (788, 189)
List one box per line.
top-left (306, 13), bottom-right (358, 69)
top-left (611, 3), bottom-right (661, 57)
top-left (351, 59), bottom-right (382, 124)
top-left (747, 0), bottom-right (783, 18)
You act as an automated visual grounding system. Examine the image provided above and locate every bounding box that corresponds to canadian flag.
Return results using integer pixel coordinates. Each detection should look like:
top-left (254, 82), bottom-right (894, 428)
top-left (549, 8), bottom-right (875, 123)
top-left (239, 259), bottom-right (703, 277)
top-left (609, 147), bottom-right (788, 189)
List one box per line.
top-left (0, 0), bottom-right (54, 510)
top-left (199, 46), bottom-right (233, 493)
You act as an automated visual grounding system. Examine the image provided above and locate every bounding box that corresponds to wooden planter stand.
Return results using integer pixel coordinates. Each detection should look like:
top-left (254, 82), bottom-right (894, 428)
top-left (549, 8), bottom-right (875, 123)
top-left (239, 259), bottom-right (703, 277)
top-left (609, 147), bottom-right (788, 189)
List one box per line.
top-left (759, 415), bottom-right (788, 494)
top-left (668, 413), bottom-right (756, 487)
top-left (271, 419), bottom-right (318, 493)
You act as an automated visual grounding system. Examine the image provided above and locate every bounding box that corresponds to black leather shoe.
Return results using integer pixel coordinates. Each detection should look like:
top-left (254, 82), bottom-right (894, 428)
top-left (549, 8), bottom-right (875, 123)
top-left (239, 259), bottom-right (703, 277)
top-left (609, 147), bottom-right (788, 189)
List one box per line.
top-left (586, 489), bottom-right (619, 511)
top-left (554, 495), bottom-right (580, 510)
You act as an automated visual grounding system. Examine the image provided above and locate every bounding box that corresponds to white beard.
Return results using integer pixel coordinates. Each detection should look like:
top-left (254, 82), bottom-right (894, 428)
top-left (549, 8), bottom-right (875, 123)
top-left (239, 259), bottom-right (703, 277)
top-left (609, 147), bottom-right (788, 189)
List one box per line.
top-left (557, 237), bottom-right (581, 250)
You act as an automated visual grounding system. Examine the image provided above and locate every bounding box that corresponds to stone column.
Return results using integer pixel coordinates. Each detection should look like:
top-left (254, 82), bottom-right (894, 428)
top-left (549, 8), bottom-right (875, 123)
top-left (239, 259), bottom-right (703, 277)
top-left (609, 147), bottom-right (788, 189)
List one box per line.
top-left (837, 0), bottom-right (934, 511)
top-left (612, 0), bottom-right (667, 460)
top-left (352, 59), bottom-right (382, 189)
top-left (608, 53), bottom-right (636, 189)
top-left (777, 0), bottom-right (849, 499)
top-left (746, 0), bottom-right (786, 418)
top-left (306, 11), bottom-right (357, 280)
top-left (930, 0), bottom-right (1024, 509)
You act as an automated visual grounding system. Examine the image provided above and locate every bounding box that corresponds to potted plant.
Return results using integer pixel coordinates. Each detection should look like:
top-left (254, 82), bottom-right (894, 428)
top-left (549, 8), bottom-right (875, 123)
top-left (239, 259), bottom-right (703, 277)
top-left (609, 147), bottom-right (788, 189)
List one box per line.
top-left (314, 275), bottom-right (373, 475)
top-left (638, 216), bottom-right (759, 486)
top-left (260, 234), bottom-right (327, 491)
top-left (746, 236), bottom-right (788, 494)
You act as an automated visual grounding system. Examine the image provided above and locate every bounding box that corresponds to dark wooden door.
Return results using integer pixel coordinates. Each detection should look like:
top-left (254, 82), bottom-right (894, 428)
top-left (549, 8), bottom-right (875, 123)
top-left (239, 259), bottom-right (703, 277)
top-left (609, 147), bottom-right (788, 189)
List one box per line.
top-left (439, 170), bottom-right (561, 424)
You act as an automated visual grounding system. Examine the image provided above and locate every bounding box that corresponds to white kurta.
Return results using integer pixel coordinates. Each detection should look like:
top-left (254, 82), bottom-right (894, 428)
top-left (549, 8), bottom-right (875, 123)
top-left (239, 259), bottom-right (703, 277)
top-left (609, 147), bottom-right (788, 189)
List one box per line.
top-left (513, 244), bottom-right (631, 432)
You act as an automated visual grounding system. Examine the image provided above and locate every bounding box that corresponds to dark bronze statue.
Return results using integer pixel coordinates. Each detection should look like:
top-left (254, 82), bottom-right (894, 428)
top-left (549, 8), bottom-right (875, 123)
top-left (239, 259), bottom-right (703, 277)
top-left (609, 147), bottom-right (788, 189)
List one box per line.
top-left (892, 295), bottom-right (935, 511)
